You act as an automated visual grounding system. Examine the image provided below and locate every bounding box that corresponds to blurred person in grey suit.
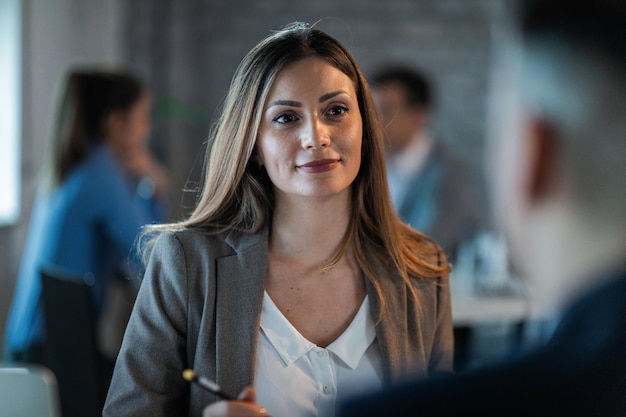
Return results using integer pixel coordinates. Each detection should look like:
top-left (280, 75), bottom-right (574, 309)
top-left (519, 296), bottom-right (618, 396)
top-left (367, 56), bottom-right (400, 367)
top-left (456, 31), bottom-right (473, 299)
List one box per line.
top-left (371, 66), bottom-right (483, 262)
top-left (339, 0), bottom-right (626, 415)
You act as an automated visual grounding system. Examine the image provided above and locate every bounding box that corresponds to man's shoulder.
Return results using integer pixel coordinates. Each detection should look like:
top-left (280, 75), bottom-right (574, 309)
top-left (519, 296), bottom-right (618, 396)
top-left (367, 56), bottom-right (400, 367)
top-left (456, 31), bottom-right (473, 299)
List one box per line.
top-left (553, 268), bottom-right (626, 341)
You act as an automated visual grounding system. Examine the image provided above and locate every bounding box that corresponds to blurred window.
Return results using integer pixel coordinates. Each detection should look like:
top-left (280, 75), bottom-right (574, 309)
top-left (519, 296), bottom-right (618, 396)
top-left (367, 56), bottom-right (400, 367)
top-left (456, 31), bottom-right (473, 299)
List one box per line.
top-left (0, 0), bottom-right (21, 226)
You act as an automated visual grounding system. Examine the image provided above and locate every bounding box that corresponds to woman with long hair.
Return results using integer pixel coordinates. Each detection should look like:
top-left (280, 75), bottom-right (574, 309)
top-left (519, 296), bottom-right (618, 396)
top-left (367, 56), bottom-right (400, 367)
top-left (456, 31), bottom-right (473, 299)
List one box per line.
top-left (5, 68), bottom-right (168, 364)
top-left (104, 22), bottom-right (452, 417)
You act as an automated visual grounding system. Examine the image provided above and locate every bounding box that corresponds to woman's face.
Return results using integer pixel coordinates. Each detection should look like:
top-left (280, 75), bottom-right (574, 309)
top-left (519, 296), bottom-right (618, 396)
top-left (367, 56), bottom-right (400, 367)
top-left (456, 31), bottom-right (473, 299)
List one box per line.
top-left (122, 93), bottom-right (152, 149)
top-left (256, 57), bottom-right (363, 202)
top-left (107, 93), bottom-right (152, 152)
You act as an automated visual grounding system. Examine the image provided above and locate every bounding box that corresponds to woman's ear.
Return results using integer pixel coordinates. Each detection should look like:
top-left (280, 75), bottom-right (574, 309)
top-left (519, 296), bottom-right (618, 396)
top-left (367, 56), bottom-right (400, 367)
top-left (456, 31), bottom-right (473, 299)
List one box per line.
top-left (525, 115), bottom-right (560, 203)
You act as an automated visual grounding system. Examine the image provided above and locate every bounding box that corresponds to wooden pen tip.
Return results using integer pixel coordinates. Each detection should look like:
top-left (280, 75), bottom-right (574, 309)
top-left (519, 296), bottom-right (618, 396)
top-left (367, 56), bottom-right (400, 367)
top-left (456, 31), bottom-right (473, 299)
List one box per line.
top-left (182, 369), bottom-right (196, 381)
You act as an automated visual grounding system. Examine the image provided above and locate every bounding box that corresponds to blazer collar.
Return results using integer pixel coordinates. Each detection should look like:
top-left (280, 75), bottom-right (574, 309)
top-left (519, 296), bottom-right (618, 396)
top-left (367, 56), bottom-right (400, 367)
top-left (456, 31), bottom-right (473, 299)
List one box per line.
top-left (365, 263), bottom-right (427, 384)
top-left (223, 226), bottom-right (269, 252)
top-left (215, 226), bottom-right (269, 396)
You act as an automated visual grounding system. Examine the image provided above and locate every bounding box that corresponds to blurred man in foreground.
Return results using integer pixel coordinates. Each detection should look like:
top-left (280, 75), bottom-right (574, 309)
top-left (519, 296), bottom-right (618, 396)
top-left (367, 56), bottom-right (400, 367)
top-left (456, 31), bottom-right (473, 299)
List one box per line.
top-left (339, 0), bottom-right (626, 415)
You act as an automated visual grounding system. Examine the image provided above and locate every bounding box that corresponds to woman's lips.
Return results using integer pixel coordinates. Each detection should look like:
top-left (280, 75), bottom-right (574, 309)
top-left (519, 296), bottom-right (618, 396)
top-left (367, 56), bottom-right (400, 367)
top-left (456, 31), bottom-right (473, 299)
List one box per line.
top-left (297, 159), bottom-right (340, 173)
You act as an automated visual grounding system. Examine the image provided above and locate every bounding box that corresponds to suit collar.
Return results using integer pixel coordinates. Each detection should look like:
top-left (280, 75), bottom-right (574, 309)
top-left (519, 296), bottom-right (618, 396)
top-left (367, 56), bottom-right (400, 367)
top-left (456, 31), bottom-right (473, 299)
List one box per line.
top-left (365, 264), bottom-right (427, 384)
top-left (223, 225), bottom-right (269, 252)
top-left (214, 226), bottom-right (269, 396)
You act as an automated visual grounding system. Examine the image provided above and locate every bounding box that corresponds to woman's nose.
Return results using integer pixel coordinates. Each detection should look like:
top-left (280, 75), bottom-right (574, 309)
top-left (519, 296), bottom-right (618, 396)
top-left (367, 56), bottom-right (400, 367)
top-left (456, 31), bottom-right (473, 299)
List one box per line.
top-left (301, 117), bottom-right (330, 149)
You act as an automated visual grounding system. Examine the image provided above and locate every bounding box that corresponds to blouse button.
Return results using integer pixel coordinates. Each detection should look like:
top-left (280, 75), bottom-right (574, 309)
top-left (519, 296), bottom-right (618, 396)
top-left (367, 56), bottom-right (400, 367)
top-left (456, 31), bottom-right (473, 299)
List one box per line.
top-left (323, 385), bottom-right (333, 394)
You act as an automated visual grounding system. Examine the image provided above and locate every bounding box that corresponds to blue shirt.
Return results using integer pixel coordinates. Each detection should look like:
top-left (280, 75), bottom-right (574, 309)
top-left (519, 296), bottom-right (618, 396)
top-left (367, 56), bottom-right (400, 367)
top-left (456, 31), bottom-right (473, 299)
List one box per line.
top-left (5, 144), bottom-right (166, 352)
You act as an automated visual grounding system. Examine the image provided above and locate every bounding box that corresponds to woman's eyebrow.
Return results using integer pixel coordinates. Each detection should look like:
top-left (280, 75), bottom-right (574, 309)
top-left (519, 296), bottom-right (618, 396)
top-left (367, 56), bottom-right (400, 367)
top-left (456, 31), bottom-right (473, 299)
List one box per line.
top-left (319, 90), bottom-right (347, 103)
top-left (267, 99), bottom-right (301, 108)
top-left (267, 90), bottom-right (349, 109)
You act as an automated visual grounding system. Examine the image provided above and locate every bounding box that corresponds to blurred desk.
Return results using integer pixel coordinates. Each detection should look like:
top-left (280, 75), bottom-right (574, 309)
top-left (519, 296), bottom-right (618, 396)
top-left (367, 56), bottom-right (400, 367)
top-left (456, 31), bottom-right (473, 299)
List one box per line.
top-left (449, 230), bottom-right (532, 370)
top-left (451, 294), bottom-right (529, 326)
top-left (450, 229), bottom-right (531, 326)
top-left (450, 293), bottom-right (530, 371)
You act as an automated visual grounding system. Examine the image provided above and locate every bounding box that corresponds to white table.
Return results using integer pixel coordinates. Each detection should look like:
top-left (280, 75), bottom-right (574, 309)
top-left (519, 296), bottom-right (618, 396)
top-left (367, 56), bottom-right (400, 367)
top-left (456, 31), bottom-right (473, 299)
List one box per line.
top-left (451, 294), bottom-right (530, 327)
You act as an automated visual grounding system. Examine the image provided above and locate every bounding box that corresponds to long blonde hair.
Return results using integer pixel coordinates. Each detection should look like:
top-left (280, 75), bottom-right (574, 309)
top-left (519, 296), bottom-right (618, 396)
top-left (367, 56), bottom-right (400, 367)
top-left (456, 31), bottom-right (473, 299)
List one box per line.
top-left (145, 22), bottom-right (449, 311)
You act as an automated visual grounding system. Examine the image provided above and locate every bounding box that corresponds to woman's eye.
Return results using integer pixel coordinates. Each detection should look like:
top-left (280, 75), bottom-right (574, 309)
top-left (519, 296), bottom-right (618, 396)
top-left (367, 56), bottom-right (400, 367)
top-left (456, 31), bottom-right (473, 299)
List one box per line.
top-left (328, 105), bottom-right (349, 116)
top-left (273, 113), bottom-right (297, 124)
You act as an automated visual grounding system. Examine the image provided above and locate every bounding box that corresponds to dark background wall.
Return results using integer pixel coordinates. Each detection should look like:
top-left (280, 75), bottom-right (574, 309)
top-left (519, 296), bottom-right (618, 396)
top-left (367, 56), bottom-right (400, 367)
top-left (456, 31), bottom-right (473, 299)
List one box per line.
top-left (1, 0), bottom-right (501, 355)
top-left (122, 0), bottom-right (496, 221)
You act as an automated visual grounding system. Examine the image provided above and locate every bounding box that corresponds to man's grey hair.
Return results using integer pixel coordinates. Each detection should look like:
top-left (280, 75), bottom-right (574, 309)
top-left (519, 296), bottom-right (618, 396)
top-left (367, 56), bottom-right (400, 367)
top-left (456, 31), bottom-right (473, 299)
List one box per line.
top-left (514, 0), bottom-right (626, 218)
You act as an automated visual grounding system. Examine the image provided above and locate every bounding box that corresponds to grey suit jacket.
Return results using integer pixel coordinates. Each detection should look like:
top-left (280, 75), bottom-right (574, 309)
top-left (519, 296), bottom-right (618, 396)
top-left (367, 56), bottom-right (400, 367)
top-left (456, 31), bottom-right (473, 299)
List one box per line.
top-left (103, 226), bottom-right (453, 417)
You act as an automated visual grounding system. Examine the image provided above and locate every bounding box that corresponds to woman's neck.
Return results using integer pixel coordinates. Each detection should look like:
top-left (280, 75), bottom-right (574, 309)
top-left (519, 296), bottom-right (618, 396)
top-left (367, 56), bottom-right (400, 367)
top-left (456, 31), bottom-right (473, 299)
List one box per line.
top-left (270, 191), bottom-right (351, 264)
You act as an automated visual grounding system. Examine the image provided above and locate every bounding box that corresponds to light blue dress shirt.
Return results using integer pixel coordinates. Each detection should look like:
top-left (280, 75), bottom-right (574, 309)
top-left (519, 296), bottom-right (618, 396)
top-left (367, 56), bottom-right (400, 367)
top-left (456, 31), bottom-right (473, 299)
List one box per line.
top-left (5, 144), bottom-right (166, 354)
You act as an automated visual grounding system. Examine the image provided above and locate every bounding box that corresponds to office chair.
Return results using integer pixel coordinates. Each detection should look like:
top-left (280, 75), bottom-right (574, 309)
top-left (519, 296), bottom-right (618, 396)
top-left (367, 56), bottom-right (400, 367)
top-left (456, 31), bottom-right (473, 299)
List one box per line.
top-left (40, 267), bottom-right (112, 417)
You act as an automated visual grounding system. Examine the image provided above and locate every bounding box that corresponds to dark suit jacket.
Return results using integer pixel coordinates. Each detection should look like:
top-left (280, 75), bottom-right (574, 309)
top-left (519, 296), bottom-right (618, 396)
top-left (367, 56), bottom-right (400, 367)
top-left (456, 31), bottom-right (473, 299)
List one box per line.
top-left (103, 226), bottom-right (454, 417)
top-left (339, 268), bottom-right (626, 416)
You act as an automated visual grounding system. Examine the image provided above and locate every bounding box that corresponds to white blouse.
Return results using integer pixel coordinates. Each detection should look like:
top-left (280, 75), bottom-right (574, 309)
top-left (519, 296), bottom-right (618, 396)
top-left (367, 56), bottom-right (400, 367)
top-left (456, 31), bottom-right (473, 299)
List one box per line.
top-left (254, 292), bottom-right (384, 417)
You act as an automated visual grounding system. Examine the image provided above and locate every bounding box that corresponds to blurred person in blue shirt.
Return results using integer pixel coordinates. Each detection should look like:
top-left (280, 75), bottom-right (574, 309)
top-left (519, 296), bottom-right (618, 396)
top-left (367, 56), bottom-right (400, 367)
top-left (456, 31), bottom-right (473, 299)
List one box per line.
top-left (5, 68), bottom-right (169, 363)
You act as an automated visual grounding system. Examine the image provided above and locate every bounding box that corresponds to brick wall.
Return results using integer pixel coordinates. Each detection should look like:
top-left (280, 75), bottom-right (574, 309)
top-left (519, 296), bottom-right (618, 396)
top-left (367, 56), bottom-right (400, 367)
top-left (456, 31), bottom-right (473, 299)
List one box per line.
top-left (122, 0), bottom-right (497, 221)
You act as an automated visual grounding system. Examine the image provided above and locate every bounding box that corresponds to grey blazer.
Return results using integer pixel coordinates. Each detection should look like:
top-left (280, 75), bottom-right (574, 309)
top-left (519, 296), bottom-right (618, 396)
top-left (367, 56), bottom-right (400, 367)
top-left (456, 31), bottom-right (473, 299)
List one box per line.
top-left (103, 227), bottom-right (454, 417)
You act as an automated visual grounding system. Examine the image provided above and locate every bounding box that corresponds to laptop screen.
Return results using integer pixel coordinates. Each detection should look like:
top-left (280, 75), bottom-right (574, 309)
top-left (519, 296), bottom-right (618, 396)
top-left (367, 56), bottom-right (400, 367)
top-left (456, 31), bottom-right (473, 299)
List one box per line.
top-left (0, 365), bottom-right (62, 417)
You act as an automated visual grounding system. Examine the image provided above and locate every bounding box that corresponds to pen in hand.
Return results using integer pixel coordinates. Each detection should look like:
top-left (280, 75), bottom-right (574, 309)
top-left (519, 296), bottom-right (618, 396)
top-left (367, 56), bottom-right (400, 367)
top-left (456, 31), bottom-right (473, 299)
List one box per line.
top-left (182, 369), bottom-right (233, 400)
top-left (182, 369), bottom-right (271, 416)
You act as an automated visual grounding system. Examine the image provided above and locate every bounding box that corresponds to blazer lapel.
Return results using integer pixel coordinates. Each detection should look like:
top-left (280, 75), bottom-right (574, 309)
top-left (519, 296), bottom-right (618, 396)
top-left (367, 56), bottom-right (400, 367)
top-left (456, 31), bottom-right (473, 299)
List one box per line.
top-left (214, 228), bottom-right (268, 397)
top-left (367, 267), bottom-right (427, 384)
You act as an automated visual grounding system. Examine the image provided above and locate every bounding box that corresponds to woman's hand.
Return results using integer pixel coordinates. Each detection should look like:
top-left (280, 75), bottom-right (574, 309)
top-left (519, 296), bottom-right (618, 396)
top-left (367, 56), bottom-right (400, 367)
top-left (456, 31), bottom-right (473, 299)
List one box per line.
top-left (202, 387), bottom-right (269, 417)
top-left (114, 145), bottom-right (169, 198)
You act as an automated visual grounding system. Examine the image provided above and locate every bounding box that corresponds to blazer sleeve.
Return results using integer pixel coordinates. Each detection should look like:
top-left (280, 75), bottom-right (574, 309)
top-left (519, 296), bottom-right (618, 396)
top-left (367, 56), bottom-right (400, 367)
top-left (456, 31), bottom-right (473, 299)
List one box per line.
top-left (103, 232), bottom-right (191, 417)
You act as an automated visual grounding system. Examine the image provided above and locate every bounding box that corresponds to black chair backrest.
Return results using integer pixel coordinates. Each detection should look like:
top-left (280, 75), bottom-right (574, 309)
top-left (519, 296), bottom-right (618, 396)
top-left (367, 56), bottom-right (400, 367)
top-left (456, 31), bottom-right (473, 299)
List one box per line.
top-left (40, 267), bottom-right (106, 417)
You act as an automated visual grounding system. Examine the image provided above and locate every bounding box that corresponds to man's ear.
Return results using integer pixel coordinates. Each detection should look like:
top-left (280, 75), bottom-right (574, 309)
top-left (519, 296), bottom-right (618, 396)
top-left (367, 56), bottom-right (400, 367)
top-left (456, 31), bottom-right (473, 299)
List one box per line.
top-left (525, 115), bottom-right (560, 203)
top-left (410, 105), bottom-right (430, 131)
